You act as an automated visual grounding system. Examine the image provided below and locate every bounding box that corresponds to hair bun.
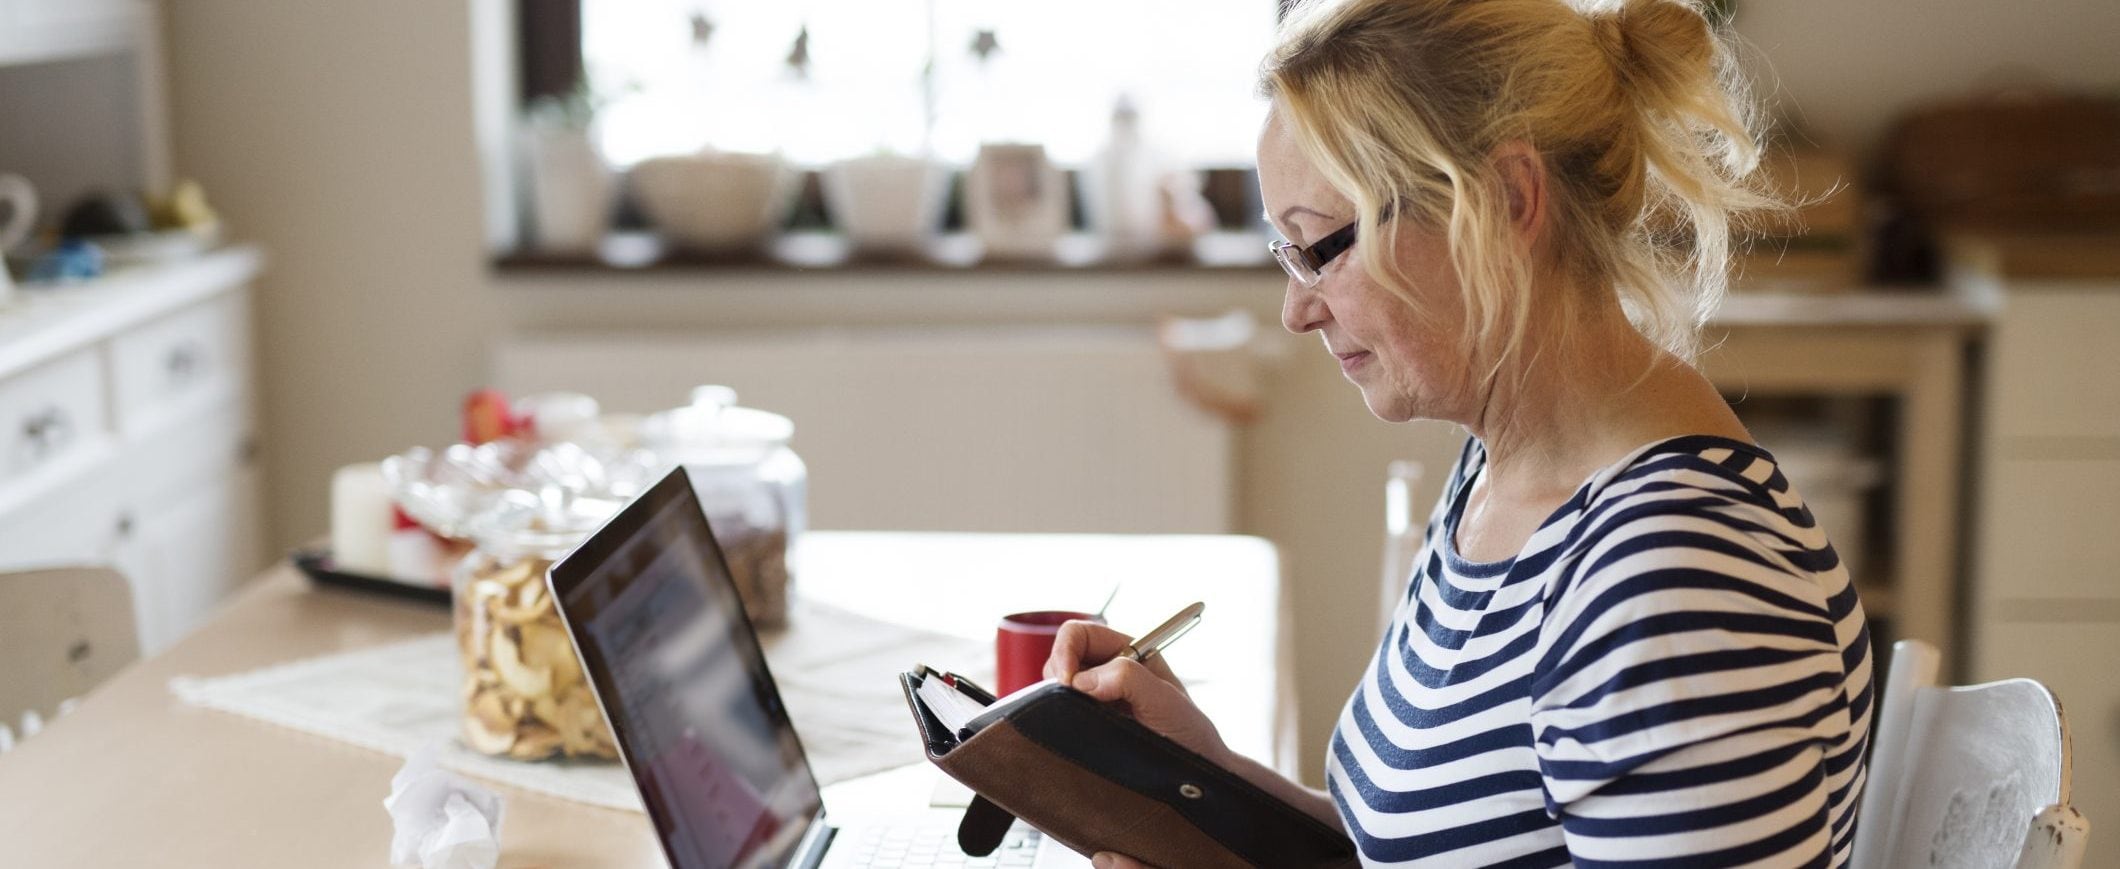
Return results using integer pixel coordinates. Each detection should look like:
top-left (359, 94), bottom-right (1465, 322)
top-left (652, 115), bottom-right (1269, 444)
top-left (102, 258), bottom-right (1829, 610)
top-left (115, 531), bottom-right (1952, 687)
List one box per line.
top-left (1592, 0), bottom-right (1716, 102)
top-left (1588, 9), bottom-right (1634, 70)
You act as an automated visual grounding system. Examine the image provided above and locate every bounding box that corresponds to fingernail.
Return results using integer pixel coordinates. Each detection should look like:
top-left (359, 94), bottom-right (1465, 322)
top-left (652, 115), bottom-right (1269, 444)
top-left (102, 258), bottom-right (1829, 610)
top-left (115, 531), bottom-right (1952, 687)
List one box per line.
top-left (1092, 854), bottom-right (1114, 868)
top-left (1072, 672), bottom-right (1098, 692)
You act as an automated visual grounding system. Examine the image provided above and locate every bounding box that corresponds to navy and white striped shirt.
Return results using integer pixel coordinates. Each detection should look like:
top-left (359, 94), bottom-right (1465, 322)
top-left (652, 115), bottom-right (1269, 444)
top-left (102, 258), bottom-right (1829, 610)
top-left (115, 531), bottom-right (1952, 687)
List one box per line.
top-left (1328, 435), bottom-right (1873, 867)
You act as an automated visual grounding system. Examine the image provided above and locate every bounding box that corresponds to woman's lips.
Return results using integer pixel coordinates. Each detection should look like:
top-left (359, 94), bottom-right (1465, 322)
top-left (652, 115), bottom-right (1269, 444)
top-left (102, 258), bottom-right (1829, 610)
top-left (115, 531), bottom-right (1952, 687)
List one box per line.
top-left (1335, 350), bottom-right (1371, 374)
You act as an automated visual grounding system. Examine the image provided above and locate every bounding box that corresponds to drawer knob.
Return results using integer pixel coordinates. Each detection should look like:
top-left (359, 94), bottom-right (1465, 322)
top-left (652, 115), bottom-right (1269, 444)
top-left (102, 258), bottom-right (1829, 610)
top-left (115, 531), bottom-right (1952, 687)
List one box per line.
top-left (166, 342), bottom-right (205, 383)
top-left (18, 406), bottom-right (73, 461)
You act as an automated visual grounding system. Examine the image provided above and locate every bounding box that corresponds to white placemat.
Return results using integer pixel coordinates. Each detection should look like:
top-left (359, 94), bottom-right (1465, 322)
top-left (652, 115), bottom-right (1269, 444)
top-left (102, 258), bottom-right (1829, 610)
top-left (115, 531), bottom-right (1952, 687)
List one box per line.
top-left (171, 633), bottom-right (646, 811)
top-left (170, 600), bottom-right (989, 812)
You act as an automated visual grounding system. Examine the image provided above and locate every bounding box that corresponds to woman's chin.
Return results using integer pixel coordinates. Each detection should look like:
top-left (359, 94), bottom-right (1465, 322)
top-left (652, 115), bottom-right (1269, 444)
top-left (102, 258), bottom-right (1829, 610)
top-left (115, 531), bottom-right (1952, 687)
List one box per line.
top-left (1358, 388), bottom-right (1421, 424)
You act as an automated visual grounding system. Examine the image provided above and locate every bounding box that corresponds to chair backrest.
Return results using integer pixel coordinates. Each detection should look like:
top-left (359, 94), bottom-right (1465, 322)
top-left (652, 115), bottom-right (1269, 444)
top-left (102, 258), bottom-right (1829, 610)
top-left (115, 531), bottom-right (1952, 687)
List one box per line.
top-left (1379, 460), bottom-right (1424, 640)
top-left (0, 566), bottom-right (140, 746)
top-left (1853, 639), bottom-right (2092, 869)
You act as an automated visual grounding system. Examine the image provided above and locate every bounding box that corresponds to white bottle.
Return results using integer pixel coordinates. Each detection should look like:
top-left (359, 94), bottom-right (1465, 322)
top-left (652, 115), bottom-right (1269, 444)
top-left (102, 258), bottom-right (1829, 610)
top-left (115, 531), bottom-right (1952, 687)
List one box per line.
top-left (1083, 97), bottom-right (1167, 263)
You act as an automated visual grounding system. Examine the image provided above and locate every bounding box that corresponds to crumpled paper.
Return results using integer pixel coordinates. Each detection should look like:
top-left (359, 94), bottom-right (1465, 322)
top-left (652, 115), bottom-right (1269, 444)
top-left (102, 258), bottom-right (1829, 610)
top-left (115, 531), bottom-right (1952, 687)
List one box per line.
top-left (384, 743), bottom-right (506, 869)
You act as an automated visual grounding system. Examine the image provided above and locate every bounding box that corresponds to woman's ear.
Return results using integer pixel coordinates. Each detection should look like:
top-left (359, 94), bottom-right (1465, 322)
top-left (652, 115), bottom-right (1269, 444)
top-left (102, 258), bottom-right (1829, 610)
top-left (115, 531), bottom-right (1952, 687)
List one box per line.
top-left (1491, 141), bottom-right (1548, 245)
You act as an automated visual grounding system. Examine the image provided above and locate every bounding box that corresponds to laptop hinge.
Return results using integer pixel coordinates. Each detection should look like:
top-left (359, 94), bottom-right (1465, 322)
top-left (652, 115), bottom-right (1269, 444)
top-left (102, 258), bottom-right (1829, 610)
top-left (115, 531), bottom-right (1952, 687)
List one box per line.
top-left (792, 813), bottom-right (836, 869)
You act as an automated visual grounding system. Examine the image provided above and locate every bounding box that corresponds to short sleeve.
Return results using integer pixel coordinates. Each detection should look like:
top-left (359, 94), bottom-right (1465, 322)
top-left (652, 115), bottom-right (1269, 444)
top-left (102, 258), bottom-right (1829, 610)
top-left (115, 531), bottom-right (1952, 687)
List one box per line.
top-left (1528, 500), bottom-right (1853, 864)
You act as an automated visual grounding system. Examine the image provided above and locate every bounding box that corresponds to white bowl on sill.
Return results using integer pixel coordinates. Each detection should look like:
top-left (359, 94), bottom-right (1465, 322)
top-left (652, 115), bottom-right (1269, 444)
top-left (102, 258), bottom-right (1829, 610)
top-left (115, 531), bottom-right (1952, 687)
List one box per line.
top-left (822, 154), bottom-right (951, 256)
top-left (630, 151), bottom-right (796, 254)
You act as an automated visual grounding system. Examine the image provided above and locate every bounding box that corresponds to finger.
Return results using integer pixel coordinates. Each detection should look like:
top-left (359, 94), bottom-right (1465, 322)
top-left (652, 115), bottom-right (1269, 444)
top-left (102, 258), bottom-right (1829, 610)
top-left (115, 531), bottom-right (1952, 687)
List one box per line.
top-left (1092, 852), bottom-right (1155, 869)
top-left (1044, 620), bottom-right (1134, 682)
top-left (1070, 659), bottom-right (1188, 716)
top-left (1043, 620), bottom-right (1189, 690)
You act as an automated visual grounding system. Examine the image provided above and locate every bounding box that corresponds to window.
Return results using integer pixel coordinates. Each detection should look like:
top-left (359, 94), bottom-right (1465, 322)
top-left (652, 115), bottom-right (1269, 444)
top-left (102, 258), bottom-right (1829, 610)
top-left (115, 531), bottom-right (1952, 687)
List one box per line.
top-left (576, 0), bottom-right (1277, 169)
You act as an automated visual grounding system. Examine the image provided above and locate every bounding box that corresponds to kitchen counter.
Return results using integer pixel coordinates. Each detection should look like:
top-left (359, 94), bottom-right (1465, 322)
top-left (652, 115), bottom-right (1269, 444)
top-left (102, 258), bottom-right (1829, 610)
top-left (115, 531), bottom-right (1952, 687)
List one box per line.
top-left (0, 246), bottom-right (263, 382)
top-left (1713, 286), bottom-right (1991, 328)
top-left (1947, 231), bottom-right (2120, 282)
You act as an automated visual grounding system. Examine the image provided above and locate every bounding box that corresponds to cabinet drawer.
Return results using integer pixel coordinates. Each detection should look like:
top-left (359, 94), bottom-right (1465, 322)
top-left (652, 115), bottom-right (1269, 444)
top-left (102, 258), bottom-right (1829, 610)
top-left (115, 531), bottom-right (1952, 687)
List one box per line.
top-left (1990, 290), bottom-right (2120, 439)
top-left (0, 467), bottom-right (124, 570)
top-left (107, 392), bottom-right (252, 507)
top-left (0, 348), bottom-right (111, 487)
top-left (1977, 458), bottom-right (2120, 601)
top-left (109, 293), bottom-right (244, 432)
top-left (1974, 621), bottom-right (2120, 869)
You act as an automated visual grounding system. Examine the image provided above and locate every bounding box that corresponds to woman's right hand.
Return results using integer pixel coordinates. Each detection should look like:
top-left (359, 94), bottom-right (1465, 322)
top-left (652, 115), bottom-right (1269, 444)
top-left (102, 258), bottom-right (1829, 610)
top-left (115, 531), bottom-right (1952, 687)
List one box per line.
top-left (1043, 619), bottom-right (1232, 766)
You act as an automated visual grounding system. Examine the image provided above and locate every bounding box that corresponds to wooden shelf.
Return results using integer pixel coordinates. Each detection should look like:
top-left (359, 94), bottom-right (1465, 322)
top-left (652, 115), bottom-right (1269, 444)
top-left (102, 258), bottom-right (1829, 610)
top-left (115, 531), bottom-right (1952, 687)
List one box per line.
top-left (492, 230), bottom-right (1280, 276)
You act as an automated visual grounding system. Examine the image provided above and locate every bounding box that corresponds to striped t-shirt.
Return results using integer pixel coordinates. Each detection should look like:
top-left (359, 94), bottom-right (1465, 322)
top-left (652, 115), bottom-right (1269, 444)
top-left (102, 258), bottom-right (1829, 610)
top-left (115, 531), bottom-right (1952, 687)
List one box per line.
top-left (1328, 435), bottom-right (1874, 867)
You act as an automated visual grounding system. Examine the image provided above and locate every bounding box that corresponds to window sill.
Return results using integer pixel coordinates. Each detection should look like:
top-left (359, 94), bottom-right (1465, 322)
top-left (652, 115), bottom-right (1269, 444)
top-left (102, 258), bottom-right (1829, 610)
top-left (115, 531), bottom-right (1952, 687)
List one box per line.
top-left (491, 230), bottom-right (1282, 276)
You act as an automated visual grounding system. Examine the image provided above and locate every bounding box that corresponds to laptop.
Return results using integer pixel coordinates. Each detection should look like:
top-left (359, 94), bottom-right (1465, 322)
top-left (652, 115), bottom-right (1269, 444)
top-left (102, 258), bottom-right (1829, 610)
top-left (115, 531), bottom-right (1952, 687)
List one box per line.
top-left (547, 466), bottom-right (1077, 869)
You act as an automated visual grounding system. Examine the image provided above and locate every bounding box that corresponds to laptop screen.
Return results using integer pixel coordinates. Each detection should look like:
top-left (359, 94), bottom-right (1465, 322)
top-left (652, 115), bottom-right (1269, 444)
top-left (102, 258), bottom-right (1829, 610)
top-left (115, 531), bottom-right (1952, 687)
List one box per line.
top-left (550, 468), bottom-right (822, 869)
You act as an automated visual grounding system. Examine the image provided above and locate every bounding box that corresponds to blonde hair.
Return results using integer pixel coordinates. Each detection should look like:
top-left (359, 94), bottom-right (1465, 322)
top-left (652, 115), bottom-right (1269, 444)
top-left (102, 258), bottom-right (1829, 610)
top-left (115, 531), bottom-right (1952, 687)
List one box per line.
top-left (1260, 0), bottom-right (1780, 373)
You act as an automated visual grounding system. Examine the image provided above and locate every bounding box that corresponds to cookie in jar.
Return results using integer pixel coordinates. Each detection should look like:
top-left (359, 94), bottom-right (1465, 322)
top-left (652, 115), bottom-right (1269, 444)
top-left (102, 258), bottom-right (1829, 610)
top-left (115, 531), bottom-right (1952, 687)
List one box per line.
top-left (454, 488), bottom-right (623, 760)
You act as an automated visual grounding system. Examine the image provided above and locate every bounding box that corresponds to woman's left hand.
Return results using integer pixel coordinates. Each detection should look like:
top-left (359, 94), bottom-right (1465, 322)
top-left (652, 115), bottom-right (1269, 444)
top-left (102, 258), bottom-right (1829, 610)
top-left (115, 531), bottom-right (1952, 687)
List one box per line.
top-left (1092, 852), bottom-right (1158, 869)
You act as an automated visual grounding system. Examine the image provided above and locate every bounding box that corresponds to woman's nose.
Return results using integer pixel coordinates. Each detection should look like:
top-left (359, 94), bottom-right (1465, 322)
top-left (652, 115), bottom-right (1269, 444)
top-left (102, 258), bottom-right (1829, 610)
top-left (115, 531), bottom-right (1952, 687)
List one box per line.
top-left (1281, 277), bottom-right (1327, 334)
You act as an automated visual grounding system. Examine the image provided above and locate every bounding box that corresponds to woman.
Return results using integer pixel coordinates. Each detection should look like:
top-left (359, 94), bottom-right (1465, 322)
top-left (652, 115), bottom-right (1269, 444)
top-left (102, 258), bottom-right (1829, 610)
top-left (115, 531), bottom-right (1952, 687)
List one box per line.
top-left (1046, 0), bottom-right (1873, 865)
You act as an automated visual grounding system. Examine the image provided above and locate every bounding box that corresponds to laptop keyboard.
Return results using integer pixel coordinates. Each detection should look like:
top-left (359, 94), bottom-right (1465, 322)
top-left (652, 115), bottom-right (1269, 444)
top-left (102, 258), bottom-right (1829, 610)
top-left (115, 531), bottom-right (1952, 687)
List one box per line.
top-left (833, 819), bottom-right (1045, 868)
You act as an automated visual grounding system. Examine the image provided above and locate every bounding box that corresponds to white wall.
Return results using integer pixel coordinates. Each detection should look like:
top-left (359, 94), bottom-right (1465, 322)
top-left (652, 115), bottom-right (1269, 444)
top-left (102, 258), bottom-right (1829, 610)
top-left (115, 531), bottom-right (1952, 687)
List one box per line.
top-left (162, 0), bottom-right (498, 550)
top-left (162, 0), bottom-right (2118, 785)
top-left (1733, 0), bottom-right (2120, 150)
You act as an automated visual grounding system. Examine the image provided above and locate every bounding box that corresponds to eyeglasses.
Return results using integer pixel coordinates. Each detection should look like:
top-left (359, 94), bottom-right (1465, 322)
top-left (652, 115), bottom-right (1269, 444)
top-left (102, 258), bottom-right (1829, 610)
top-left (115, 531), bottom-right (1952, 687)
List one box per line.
top-left (1267, 204), bottom-right (1394, 287)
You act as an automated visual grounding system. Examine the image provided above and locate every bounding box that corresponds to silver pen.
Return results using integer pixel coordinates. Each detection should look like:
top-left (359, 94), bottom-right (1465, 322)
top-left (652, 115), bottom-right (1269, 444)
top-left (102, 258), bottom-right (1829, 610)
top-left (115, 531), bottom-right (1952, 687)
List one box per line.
top-left (1117, 601), bottom-right (1205, 665)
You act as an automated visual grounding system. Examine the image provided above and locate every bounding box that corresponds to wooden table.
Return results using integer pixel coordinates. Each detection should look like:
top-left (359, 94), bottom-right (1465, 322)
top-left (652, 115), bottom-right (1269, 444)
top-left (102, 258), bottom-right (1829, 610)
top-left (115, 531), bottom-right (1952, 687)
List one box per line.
top-left (0, 531), bottom-right (1288, 867)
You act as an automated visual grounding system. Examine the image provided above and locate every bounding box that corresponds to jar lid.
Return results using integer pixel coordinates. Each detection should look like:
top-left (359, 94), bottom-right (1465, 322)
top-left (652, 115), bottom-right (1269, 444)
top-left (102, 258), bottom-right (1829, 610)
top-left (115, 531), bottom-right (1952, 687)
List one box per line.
top-left (464, 485), bottom-right (624, 557)
top-left (383, 438), bottom-right (659, 539)
top-left (641, 386), bottom-right (795, 459)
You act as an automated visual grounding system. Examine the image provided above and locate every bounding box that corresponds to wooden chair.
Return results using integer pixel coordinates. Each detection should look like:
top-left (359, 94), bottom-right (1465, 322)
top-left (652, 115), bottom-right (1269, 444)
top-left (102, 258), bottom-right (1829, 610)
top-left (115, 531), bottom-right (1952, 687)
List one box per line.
top-left (1379, 460), bottom-right (1424, 640)
top-left (0, 566), bottom-right (140, 753)
top-left (1853, 639), bottom-right (2092, 868)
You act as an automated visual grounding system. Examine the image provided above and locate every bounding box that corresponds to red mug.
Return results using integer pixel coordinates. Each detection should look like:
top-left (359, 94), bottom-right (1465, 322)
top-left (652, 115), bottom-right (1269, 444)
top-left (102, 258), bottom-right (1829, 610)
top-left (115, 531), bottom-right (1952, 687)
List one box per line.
top-left (995, 610), bottom-right (1101, 695)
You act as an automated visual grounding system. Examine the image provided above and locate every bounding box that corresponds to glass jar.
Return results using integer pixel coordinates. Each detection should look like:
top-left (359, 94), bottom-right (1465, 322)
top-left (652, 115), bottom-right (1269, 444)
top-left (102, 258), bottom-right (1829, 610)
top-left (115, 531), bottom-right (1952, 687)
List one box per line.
top-left (452, 487), bottom-right (623, 761)
top-left (641, 386), bottom-right (807, 628)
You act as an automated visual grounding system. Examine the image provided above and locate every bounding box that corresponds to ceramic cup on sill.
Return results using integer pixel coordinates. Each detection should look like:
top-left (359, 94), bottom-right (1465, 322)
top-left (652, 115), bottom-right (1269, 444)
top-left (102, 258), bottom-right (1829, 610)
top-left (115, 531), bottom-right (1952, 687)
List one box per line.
top-left (521, 126), bottom-right (613, 255)
top-left (821, 153), bottom-right (950, 259)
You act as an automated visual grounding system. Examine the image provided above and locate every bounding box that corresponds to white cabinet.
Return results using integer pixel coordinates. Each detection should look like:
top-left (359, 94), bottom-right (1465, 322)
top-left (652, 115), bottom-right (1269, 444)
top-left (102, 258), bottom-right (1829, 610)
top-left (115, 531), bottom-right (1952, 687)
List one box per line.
top-left (0, 249), bottom-right (266, 654)
top-left (1987, 291), bottom-right (2120, 440)
top-left (0, 0), bottom-right (248, 652)
top-left (1969, 276), bottom-right (2120, 867)
top-left (117, 463), bottom-right (263, 654)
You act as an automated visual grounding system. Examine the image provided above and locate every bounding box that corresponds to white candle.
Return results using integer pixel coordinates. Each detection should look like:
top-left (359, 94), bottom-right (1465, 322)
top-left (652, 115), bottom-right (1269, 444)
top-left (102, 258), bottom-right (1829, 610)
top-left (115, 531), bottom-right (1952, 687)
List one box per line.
top-left (330, 462), bottom-right (392, 576)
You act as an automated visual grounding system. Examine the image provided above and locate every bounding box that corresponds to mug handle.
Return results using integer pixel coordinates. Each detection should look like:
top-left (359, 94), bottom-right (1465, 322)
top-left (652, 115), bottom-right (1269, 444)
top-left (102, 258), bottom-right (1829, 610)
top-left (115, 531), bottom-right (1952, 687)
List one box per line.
top-left (0, 174), bottom-right (39, 253)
